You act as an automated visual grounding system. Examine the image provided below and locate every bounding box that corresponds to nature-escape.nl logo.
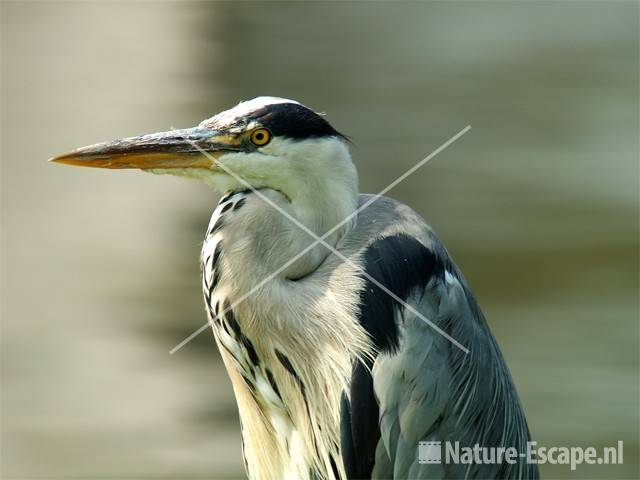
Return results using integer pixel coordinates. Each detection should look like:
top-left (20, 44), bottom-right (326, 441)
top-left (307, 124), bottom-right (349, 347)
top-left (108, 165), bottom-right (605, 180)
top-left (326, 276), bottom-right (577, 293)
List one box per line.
top-left (418, 440), bottom-right (624, 471)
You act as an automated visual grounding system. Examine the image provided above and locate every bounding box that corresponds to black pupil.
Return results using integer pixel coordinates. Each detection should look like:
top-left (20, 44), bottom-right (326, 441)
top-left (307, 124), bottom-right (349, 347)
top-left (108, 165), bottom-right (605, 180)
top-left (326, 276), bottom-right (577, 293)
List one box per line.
top-left (256, 132), bottom-right (264, 141)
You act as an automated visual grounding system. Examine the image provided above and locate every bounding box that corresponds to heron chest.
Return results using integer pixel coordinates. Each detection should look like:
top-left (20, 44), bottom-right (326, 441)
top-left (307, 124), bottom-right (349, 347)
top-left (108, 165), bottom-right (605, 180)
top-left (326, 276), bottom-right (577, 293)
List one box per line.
top-left (200, 194), bottom-right (283, 406)
top-left (201, 196), bottom-right (313, 476)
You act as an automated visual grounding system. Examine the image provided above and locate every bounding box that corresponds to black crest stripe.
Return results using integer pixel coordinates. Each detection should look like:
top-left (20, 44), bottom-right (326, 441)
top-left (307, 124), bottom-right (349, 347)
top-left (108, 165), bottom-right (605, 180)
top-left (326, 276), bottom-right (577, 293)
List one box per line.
top-left (247, 103), bottom-right (346, 141)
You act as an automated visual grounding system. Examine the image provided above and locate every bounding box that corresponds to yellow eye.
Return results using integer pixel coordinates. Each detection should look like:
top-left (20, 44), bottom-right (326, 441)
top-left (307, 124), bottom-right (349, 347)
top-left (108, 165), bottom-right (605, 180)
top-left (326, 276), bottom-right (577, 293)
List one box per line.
top-left (250, 128), bottom-right (271, 147)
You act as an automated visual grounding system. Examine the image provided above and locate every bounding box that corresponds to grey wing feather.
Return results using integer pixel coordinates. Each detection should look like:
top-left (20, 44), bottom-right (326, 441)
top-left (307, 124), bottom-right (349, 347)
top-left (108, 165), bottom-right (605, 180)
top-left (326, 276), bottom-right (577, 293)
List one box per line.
top-left (372, 257), bottom-right (538, 479)
top-left (339, 195), bottom-right (537, 479)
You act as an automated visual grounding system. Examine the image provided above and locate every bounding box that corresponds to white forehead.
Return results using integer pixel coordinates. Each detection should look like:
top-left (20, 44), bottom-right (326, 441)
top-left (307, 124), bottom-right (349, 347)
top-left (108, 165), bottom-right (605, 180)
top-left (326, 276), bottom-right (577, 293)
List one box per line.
top-left (214, 96), bottom-right (302, 124)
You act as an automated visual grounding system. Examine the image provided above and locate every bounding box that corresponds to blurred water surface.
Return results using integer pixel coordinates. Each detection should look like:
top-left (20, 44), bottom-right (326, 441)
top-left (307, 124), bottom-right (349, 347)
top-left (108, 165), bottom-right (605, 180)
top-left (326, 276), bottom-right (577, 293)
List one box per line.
top-left (2, 1), bottom-right (638, 479)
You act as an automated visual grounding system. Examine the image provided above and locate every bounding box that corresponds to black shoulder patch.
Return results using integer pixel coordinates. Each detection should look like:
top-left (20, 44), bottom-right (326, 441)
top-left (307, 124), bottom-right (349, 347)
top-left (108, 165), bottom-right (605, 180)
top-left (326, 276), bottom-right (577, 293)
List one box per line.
top-left (340, 359), bottom-right (380, 480)
top-left (339, 393), bottom-right (355, 477)
top-left (248, 102), bottom-right (346, 141)
top-left (357, 234), bottom-right (442, 353)
top-left (341, 235), bottom-right (441, 478)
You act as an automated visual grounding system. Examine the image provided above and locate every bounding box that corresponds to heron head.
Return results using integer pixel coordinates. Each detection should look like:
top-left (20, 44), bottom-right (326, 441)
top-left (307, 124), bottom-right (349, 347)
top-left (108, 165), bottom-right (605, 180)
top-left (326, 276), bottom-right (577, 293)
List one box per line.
top-left (51, 97), bottom-right (357, 203)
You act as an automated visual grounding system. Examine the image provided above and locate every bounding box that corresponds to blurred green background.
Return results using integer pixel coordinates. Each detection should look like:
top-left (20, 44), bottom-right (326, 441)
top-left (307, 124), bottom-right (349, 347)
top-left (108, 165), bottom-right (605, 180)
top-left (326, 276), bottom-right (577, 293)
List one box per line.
top-left (1, 1), bottom-right (638, 479)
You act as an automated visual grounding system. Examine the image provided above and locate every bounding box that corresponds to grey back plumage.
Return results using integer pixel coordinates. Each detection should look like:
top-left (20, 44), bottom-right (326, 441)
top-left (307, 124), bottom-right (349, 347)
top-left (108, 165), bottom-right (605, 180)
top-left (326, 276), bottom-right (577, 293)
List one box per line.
top-left (339, 195), bottom-right (538, 479)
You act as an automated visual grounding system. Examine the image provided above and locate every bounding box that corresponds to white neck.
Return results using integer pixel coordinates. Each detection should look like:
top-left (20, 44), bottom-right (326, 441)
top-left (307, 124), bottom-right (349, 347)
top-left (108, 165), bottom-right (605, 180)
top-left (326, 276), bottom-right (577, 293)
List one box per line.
top-left (199, 142), bottom-right (371, 479)
top-left (208, 138), bottom-right (359, 280)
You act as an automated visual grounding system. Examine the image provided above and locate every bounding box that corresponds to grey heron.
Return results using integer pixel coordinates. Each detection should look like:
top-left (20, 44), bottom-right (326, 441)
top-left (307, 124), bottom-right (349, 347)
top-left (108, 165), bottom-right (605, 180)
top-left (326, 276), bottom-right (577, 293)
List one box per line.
top-left (51, 97), bottom-right (538, 479)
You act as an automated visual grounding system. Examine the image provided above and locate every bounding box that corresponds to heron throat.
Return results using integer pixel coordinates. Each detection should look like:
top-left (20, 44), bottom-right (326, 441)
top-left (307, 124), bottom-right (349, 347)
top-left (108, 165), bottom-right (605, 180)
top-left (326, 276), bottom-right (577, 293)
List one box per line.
top-left (199, 154), bottom-right (370, 480)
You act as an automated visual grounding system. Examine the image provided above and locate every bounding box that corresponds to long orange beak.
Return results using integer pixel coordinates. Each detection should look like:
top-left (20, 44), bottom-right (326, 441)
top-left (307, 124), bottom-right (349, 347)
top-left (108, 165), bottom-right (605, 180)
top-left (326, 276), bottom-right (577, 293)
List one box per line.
top-left (49, 127), bottom-right (241, 170)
